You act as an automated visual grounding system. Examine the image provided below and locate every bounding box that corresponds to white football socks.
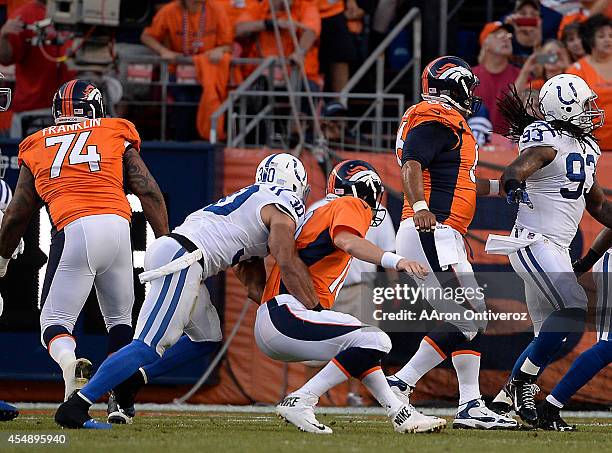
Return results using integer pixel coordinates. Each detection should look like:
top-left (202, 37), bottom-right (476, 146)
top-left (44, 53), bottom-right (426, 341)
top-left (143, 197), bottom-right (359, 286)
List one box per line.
top-left (361, 368), bottom-right (403, 414)
top-left (451, 352), bottom-right (482, 405)
top-left (49, 335), bottom-right (77, 373)
top-left (395, 337), bottom-right (445, 386)
top-left (298, 360), bottom-right (348, 397)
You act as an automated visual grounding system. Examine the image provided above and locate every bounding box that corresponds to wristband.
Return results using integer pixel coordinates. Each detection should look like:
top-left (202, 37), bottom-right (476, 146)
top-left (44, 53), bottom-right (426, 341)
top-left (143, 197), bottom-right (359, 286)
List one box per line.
top-left (503, 178), bottom-right (521, 194)
top-left (381, 251), bottom-right (403, 270)
top-left (412, 200), bottom-right (428, 212)
top-left (489, 179), bottom-right (500, 196)
top-left (264, 19), bottom-right (274, 31)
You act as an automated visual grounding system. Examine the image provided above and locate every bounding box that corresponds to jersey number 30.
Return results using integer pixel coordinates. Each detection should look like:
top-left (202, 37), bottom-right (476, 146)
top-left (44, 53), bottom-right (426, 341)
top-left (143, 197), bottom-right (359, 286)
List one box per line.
top-left (45, 131), bottom-right (101, 179)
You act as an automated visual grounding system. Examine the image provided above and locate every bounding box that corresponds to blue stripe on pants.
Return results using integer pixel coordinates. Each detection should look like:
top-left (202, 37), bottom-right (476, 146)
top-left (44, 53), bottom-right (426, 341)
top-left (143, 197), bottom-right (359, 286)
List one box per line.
top-left (600, 253), bottom-right (609, 340)
top-left (138, 248), bottom-right (186, 342)
top-left (516, 249), bottom-right (559, 310)
top-left (524, 246), bottom-right (565, 309)
top-left (150, 265), bottom-right (190, 349)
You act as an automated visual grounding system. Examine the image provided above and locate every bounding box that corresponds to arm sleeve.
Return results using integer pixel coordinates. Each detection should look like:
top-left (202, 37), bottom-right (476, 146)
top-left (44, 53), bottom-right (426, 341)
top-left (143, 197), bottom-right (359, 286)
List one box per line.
top-left (329, 197), bottom-right (371, 240)
top-left (401, 121), bottom-right (458, 169)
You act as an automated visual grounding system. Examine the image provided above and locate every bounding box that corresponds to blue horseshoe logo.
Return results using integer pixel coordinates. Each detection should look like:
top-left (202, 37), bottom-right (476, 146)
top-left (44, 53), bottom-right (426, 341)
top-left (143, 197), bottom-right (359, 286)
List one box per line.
top-left (557, 82), bottom-right (578, 106)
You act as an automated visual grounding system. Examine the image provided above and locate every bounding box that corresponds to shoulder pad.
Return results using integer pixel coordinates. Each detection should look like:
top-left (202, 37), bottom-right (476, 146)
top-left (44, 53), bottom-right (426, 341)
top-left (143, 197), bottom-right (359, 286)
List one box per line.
top-left (404, 101), bottom-right (465, 132)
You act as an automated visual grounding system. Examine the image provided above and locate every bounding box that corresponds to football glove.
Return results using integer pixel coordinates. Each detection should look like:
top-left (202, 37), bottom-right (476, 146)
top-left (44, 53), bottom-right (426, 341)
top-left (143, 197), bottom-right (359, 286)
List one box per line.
top-left (506, 187), bottom-right (533, 209)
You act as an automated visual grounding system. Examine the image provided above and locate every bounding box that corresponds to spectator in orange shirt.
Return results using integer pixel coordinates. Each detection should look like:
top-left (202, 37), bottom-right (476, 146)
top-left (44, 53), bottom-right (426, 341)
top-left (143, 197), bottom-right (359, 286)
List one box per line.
top-left (235, 0), bottom-right (320, 84)
top-left (0, 0), bottom-right (73, 133)
top-left (566, 14), bottom-right (612, 151)
top-left (560, 21), bottom-right (586, 61)
top-left (141, 0), bottom-right (232, 141)
top-left (558, 0), bottom-right (612, 39)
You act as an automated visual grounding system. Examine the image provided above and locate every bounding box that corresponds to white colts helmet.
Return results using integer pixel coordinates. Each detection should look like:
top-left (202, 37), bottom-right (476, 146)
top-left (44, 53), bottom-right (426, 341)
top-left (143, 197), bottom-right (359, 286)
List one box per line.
top-left (539, 74), bottom-right (604, 131)
top-left (255, 153), bottom-right (310, 201)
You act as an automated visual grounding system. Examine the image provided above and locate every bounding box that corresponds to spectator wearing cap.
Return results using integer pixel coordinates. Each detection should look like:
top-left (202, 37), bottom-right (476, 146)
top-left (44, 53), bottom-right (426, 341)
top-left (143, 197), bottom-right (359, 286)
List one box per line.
top-left (567, 14), bottom-right (612, 151)
top-left (320, 100), bottom-right (347, 144)
top-left (560, 21), bottom-right (586, 61)
top-left (472, 22), bottom-right (520, 133)
top-left (505, 0), bottom-right (543, 67)
top-left (558, 0), bottom-right (612, 39)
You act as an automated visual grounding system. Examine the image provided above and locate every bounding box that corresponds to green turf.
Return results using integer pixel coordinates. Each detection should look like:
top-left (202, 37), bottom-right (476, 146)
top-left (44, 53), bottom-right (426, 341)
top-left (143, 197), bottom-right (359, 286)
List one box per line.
top-left (0, 411), bottom-right (610, 453)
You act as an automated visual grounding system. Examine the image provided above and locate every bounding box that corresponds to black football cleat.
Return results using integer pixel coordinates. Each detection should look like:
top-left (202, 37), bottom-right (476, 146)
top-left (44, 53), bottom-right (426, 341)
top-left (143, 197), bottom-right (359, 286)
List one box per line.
top-left (510, 372), bottom-right (539, 426)
top-left (0, 401), bottom-right (18, 421)
top-left (537, 400), bottom-right (576, 431)
top-left (107, 391), bottom-right (135, 424)
top-left (55, 392), bottom-right (111, 430)
top-left (107, 370), bottom-right (144, 424)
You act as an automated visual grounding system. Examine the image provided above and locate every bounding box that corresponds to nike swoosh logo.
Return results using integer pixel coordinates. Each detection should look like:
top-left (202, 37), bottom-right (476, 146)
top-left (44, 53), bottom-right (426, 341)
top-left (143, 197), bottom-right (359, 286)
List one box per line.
top-left (306, 421), bottom-right (327, 431)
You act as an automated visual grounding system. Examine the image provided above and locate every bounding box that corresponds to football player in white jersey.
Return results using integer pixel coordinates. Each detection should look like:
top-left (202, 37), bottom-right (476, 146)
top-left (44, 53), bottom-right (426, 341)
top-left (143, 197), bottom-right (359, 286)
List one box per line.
top-left (486, 74), bottom-right (612, 426)
top-left (55, 153), bottom-right (319, 429)
top-left (534, 227), bottom-right (612, 430)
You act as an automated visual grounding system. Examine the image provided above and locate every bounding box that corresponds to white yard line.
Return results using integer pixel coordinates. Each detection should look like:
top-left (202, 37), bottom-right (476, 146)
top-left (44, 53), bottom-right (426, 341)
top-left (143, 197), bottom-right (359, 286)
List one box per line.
top-left (12, 403), bottom-right (612, 419)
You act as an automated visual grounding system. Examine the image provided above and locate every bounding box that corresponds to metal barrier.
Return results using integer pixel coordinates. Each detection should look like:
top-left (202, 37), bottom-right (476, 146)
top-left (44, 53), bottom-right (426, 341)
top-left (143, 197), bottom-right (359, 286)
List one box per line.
top-left (116, 55), bottom-right (264, 141)
top-left (223, 89), bottom-right (405, 153)
top-left (340, 7), bottom-right (422, 151)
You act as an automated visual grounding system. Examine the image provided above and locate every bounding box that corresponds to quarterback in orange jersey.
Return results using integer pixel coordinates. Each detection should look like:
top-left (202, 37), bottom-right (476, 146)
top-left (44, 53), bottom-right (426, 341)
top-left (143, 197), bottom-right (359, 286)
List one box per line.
top-left (0, 80), bottom-right (169, 403)
top-left (253, 160), bottom-right (446, 435)
top-left (386, 56), bottom-right (518, 430)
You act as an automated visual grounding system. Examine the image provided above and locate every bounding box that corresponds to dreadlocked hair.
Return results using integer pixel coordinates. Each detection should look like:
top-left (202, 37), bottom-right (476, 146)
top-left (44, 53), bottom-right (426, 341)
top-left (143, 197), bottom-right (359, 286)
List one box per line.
top-left (496, 84), bottom-right (598, 148)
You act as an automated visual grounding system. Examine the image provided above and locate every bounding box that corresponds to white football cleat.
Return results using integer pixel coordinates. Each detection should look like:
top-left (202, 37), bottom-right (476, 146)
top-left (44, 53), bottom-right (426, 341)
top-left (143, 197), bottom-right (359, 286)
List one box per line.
top-left (63, 358), bottom-right (93, 402)
top-left (453, 398), bottom-right (519, 430)
top-left (386, 374), bottom-right (413, 405)
top-left (390, 404), bottom-right (446, 433)
top-left (276, 392), bottom-right (332, 434)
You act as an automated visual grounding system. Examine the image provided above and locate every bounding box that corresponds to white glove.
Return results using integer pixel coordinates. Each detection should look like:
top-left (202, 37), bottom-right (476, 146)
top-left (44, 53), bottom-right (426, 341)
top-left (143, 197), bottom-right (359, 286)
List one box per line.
top-left (0, 291), bottom-right (3, 318)
top-left (11, 238), bottom-right (24, 259)
top-left (0, 256), bottom-right (9, 278)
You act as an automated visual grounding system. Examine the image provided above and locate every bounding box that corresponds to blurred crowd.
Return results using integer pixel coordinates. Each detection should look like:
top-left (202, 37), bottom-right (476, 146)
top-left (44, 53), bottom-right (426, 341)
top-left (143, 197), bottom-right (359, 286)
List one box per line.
top-left (470, 0), bottom-right (612, 151)
top-left (0, 0), bottom-right (611, 149)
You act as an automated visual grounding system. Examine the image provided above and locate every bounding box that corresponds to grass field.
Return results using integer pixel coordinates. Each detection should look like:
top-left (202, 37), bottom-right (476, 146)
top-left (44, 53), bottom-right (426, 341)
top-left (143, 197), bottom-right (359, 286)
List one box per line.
top-left (0, 409), bottom-right (610, 453)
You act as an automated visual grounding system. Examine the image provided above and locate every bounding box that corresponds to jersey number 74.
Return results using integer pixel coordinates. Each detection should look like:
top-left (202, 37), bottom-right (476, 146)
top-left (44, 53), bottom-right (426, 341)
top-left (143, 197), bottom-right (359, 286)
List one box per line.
top-left (45, 131), bottom-right (101, 179)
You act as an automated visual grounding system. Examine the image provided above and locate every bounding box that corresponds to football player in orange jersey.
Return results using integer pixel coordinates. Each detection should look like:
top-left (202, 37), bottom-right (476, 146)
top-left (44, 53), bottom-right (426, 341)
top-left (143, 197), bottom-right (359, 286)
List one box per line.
top-left (253, 160), bottom-right (446, 434)
top-left (387, 56), bottom-right (518, 430)
top-left (0, 79), bottom-right (169, 406)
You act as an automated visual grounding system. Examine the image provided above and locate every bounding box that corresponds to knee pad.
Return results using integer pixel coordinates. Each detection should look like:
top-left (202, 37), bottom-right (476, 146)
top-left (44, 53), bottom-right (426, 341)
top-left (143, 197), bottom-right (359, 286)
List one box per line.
top-left (374, 329), bottom-right (392, 354)
top-left (107, 324), bottom-right (133, 355)
top-left (333, 347), bottom-right (386, 378)
top-left (41, 325), bottom-right (72, 349)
